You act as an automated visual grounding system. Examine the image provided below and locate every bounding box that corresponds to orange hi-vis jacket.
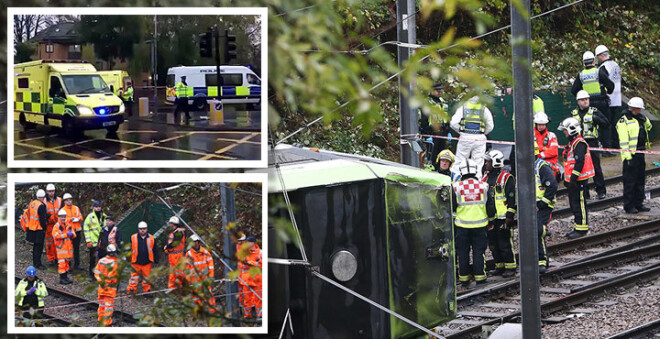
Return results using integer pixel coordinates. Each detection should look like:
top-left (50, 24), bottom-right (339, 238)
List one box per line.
top-left (45, 197), bottom-right (63, 227)
top-left (95, 255), bottom-right (119, 296)
top-left (108, 227), bottom-right (118, 246)
top-left (535, 128), bottom-right (559, 168)
top-left (165, 228), bottom-right (186, 265)
top-left (52, 221), bottom-right (76, 260)
top-left (186, 246), bottom-right (214, 282)
top-left (131, 233), bottom-right (155, 263)
top-left (239, 244), bottom-right (262, 287)
top-left (26, 200), bottom-right (44, 231)
top-left (62, 204), bottom-right (83, 232)
top-left (563, 135), bottom-right (595, 182)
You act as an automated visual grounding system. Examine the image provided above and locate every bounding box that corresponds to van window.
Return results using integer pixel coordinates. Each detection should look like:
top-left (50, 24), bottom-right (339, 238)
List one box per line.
top-left (166, 74), bottom-right (175, 87)
top-left (18, 78), bottom-right (29, 89)
top-left (247, 74), bottom-right (261, 85)
top-left (62, 74), bottom-right (109, 94)
top-left (205, 73), bottom-right (243, 86)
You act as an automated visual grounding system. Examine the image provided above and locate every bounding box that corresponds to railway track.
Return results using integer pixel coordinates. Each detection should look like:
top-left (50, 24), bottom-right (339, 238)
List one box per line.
top-left (552, 185), bottom-right (660, 219)
top-left (555, 166), bottom-right (660, 198)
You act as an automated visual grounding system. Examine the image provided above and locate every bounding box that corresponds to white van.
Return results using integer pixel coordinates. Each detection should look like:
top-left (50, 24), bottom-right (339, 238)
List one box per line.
top-left (165, 65), bottom-right (261, 110)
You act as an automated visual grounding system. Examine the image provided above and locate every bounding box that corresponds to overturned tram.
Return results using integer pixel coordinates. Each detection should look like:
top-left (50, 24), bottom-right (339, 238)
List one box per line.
top-left (267, 144), bottom-right (456, 338)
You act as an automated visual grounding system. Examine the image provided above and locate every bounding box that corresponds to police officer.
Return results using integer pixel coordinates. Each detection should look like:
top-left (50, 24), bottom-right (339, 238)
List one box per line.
top-left (596, 45), bottom-right (622, 150)
top-left (26, 189), bottom-right (48, 270)
top-left (436, 149), bottom-right (461, 182)
top-left (571, 51), bottom-right (615, 151)
top-left (571, 90), bottom-right (610, 200)
top-left (452, 159), bottom-right (494, 287)
top-left (420, 83), bottom-right (450, 169)
top-left (122, 82), bottom-right (134, 117)
top-left (449, 96), bottom-right (494, 178)
top-left (482, 150), bottom-right (517, 277)
top-left (558, 117), bottom-right (595, 239)
top-left (83, 200), bottom-right (106, 278)
top-left (174, 76), bottom-right (191, 123)
top-left (617, 97), bottom-right (652, 214)
top-left (15, 266), bottom-right (48, 324)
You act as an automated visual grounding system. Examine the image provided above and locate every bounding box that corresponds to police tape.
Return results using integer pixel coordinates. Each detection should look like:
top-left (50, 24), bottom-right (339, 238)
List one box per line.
top-left (405, 133), bottom-right (660, 156)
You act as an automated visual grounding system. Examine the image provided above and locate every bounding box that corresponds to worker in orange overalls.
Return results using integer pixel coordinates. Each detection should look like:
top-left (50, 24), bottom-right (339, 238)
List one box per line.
top-left (52, 209), bottom-right (75, 285)
top-left (164, 216), bottom-right (186, 289)
top-left (239, 236), bottom-right (262, 319)
top-left (127, 221), bottom-right (158, 295)
top-left (94, 244), bottom-right (119, 326)
top-left (234, 232), bottom-right (247, 310)
top-left (45, 184), bottom-right (62, 266)
top-left (185, 234), bottom-right (216, 313)
top-left (61, 193), bottom-right (83, 271)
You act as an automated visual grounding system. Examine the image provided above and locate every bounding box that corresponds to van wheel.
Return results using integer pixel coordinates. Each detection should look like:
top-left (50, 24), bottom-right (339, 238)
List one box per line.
top-left (19, 113), bottom-right (36, 130)
top-left (193, 98), bottom-right (207, 111)
top-left (61, 116), bottom-right (79, 138)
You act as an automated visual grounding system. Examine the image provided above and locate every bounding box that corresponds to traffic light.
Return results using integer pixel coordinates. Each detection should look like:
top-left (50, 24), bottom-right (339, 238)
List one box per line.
top-left (199, 31), bottom-right (213, 58)
top-left (224, 30), bottom-right (237, 64)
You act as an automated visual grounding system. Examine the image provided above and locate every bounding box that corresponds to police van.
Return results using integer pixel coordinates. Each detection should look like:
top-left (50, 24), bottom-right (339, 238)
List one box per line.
top-left (14, 60), bottom-right (125, 136)
top-left (165, 65), bottom-right (261, 110)
top-left (98, 70), bottom-right (132, 97)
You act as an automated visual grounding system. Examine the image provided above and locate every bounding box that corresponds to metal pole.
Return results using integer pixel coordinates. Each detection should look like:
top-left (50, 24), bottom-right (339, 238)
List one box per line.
top-left (215, 27), bottom-right (222, 91)
top-left (153, 15), bottom-right (158, 115)
top-left (396, 0), bottom-right (418, 167)
top-left (511, 0), bottom-right (542, 337)
top-left (221, 184), bottom-right (239, 323)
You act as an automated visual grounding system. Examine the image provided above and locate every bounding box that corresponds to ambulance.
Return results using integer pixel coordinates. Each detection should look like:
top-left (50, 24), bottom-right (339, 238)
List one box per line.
top-left (14, 60), bottom-right (125, 136)
top-left (98, 70), bottom-right (132, 97)
top-left (165, 65), bottom-right (261, 110)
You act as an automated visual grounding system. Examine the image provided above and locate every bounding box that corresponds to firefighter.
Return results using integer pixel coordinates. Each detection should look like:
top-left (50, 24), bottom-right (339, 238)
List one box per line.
top-left (127, 221), bottom-right (159, 295)
top-left (534, 111), bottom-right (560, 176)
top-left (186, 234), bottom-right (216, 313)
top-left (482, 150), bottom-right (517, 277)
top-left (44, 184), bottom-right (62, 267)
top-left (558, 117), bottom-right (595, 239)
top-left (617, 97), bottom-right (652, 214)
top-left (571, 90), bottom-right (610, 200)
top-left (94, 244), bottom-right (119, 327)
top-left (15, 266), bottom-right (48, 323)
top-left (239, 236), bottom-right (262, 318)
top-left (83, 200), bottom-right (106, 278)
top-left (61, 193), bottom-right (83, 270)
top-left (535, 143), bottom-right (558, 273)
top-left (452, 159), bottom-right (494, 287)
top-left (53, 209), bottom-right (76, 285)
top-left (449, 96), bottom-right (494, 178)
top-left (98, 216), bottom-right (121, 259)
top-left (436, 149), bottom-right (461, 182)
top-left (174, 76), bottom-right (191, 123)
top-left (25, 189), bottom-right (48, 270)
top-left (164, 216), bottom-right (187, 289)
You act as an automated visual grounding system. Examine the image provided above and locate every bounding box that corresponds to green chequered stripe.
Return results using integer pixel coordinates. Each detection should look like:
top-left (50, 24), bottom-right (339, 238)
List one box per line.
top-left (15, 91), bottom-right (43, 113)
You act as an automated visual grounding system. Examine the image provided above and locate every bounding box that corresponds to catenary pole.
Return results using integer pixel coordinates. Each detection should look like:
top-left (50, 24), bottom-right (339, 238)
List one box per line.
top-left (397, 0), bottom-right (418, 166)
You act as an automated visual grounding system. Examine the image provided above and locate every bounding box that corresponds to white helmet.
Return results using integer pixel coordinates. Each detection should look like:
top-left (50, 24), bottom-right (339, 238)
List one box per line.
top-left (36, 189), bottom-right (46, 198)
top-left (485, 150), bottom-right (505, 169)
top-left (628, 97), bottom-right (645, 109)
top-left (57, 209), bottom-right (67, 217)
top-left (107, 244), bottom-right (117, 253)
top-left (595, 45), bottom-right (608, 56)
top-left (576, 90), bottom-right (590, 100)
top-left (190, 234), bottom-right (201, 242)
top-left (46, 184), bottom-right (55, 191)
top-left (582, 51), bottom-right (595, 64)
top-left (138, 221), bottom-right (148, 229)
top-left (169, 216), bottom-right (180, 225)
top-left (458, 159), bottom-right (478, 176)
top-left (558, 117), bottom-right (582, 136)
top-left (63, 193), bottom-right (73, 200)
top-left (534, 111), bottom-right (550, 124)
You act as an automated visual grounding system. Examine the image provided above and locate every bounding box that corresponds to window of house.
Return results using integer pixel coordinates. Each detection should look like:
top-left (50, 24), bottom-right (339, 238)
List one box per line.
top-left (45, 44), bottom-right (54, 53)
top-left (68, 44), bottom-right (82, 59)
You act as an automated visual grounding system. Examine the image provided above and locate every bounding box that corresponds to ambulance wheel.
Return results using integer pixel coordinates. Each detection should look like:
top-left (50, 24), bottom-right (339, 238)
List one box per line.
top-left (19, 113), bottom-right (35, 130)
top-left (61, 116), bottom-right (79, 138)
top-left (106, 125), bottom-right (119, 134)
top-left (193, 98), bottom-right (207, 111)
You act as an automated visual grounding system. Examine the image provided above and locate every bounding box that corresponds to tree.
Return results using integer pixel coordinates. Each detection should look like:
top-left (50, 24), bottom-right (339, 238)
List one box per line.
top-left (78, 15), bottom-right (144, 69)
top-left (14, 41), bottom-right (37, 63)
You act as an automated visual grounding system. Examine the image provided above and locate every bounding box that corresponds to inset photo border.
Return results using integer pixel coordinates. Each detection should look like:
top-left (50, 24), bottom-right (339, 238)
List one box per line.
top-left (8, 7), bottom-right (267, 168)
top-left (7, 172), bottom-right (267, 334)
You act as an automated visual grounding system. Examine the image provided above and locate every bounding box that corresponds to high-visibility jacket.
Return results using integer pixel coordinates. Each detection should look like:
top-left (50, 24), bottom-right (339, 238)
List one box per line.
top-left (186, 246), bottom-right (214, 282)
top-left (131, 233), bottom-right (155, 263)
top-left (94, 255), bottom-right (119, 296)
top-left (45, 197), bottom-right (62, 227)
top-left (52, 221), bottom-right (76, 260)
top-left (108, 227), bottom-right (117, 246)
top-left (83, 212), bottom-right (106, 246)
top-left (460, 102), bottom-right (486, 134)
top-left (534, 128), bottom-right (559, 168)
top-left (482, 170), bottom-right (515, 220)
top-left (535, 158), bottom-right (557, 208)
top-left (27, 200), bottom-right (44, 231)
top-left (20, 209), bottom-right (29, 232)
top-left (15, 278), bottom-right (48, 308)
top-left (239, 244), bottom-right (262, 287)
top-left (122, 86), bottom-right (133, 101)
top-left (617, 113), bottom-right (652, 160)
top-left (175, 82), bottom-right (193, 98)
top-left (453, 178), bottom-right (489, 228)
top-left (62, 204), bottom-right (83, 232)
top-left (513, 95), bottom-right (544, 130)
top-left (563, 136), bottom-right (595, 182)
top-left (579, 67), bottom-right (601, 95)
top-left (571, 107), bottom-right (599, 139)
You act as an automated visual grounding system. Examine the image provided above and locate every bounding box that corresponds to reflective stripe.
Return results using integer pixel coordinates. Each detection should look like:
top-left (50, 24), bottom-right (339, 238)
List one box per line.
top-left (455, 217), bottom-right (489, 225)
top-left (456, 200), bottom-right (486, 206)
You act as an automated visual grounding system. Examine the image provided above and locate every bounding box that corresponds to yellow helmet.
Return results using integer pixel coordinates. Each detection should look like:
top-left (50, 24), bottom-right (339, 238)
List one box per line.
top-left (436, 149), bottom-right (455, 164)
top-left (534, 142), bottom-right (539, 156)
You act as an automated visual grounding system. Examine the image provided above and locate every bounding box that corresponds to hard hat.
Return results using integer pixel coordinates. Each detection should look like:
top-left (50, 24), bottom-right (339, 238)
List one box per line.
top-left (534, 142), bottom-right (540, 156)
top-left (595, 45), bottom-right (608, 56)
top-left (26, 266), bottom-right (37, 277)
top-left (534, 111), bottom-right (550, 124)
top-left (58, 209), bottom-right (67, 216)
top-left (237, 232), bottom-right (246, 241)
top-left (558, 117), bottom-right (582, 136)
top-left (107, 244), bottom-right (117, 253)
top-left (576, 90), bottom-right (590, 100)
top-left (138, 221), bottom-right (148, 229)
top-left (190, 234), bottom-right (201, 242)
top-left (46, 184), bottom-right (55, 191)
top-left (582, 51), bottom-right (595, 64)
top-left (63, 193), bottom-right (73, 200)
top-left (485, 150), bottom-right (505, 168)
top-left (169, 216), bottom-right (180, 225)
top-left (628, 97), bottom-right (645, 109)
top-left (36, 189), bottom-right (46, 198)
top-left (436, 149), bottom-right (455, 164)
top-left (458, 159), bottom-right (478, 176)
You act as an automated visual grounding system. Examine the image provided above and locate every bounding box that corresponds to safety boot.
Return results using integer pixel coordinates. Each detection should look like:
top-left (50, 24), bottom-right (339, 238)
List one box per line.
top-left (60, 273), bottom-right (72, 285)
top-left (565, 230), bottom-right (587, 239)
top-left (502, 269), bottom-right (516, 278)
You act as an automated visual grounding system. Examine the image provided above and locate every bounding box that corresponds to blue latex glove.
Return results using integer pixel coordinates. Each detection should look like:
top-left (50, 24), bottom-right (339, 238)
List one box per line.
top-left (426, 137), bottom-right (433, 143)
top-left (653, 162), bottom-right (660, 167)
top-left (447, 132), bottom-right (452, 141)
top-left (27, 287), bottom-right (36, 295)
top-left (67, 231), bottom-right (74, 238)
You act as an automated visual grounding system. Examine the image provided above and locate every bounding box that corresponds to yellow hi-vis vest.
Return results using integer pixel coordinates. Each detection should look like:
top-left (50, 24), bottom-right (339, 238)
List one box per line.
top-left (453, 178), bottom-right (489, 228)
top-left (617, 114), bottom-right (652, 160)
top-left (535, 158), bottom-right (556, 208)
top-left (513, 95), bottom-right (544, 130)
top-left (579, 68), bottom-right (600, 95)
top-left (122, 86), bottom-right (133, 101)
top-left (15, 278), bottom-right (48, 307)
top-left (175, 82), bottom-right (193, 98)
top-left (460, 102), bottom-right (485, 134)
top-left (571, 107), bottom-right (599, 139)
top-left (482, 171), bottom-right (515, 220)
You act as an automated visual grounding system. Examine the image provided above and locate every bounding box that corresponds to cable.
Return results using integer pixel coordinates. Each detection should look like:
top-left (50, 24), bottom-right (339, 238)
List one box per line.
top-left (275, 0), bottom-right (338, 17)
